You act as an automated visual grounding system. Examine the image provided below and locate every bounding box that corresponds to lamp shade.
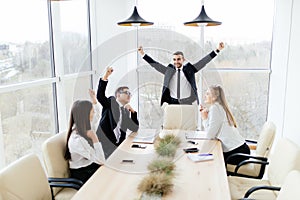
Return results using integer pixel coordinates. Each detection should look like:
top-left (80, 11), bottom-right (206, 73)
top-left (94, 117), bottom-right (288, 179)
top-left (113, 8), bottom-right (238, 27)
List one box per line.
top-left (184, 5), bottom-right (221, 26)
top-left (118, 6), bottom-right (154, 26)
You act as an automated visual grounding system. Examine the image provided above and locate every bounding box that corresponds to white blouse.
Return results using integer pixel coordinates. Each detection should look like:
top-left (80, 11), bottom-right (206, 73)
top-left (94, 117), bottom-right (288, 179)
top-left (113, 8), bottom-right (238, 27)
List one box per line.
top-left (202, 102), bottom-right (245, 152)
top-left (68, 102), bottom-right (105, 169)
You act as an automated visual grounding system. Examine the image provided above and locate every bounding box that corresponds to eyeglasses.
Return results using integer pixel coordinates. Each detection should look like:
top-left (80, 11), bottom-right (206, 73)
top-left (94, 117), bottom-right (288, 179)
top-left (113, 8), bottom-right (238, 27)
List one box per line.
top-left (119, 91), bottom-right (132, 96)
top-left (173, 58), bottom-right (182, 61)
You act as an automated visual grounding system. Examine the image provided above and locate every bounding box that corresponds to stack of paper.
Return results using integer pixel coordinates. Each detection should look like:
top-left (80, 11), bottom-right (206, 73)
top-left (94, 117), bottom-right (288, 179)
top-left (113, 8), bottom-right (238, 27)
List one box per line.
top-left (187, 153), bottom-right (214, 162)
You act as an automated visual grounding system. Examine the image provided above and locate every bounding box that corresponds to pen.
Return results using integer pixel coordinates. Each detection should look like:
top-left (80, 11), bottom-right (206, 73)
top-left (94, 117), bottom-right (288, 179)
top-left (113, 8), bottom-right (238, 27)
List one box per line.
top-left (198, 153), bottom-right (213, 156)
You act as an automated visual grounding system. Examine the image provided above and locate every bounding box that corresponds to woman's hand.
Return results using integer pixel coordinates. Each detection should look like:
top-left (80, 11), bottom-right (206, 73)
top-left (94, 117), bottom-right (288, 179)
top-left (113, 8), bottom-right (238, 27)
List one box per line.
top-left (86, 130), bottom-right (99, 143)
top-left (89, 89), bottom-right (97, 104)
top-left (200, 105), bottom-right (209, 120)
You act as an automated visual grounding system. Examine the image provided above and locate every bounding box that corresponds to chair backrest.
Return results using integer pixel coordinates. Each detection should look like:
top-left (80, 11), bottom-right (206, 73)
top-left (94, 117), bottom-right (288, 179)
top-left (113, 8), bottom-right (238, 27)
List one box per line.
top-left (277, 170), bottom-right (300, 200)
top-left (163, 104), bottom-right (198, 130)
top-left (268, 138), bottom-right (300, 186)
top-left (42, 132), bottom-right (70, 194)
top-left (255, 121), bottom-right (276, 157)
top-left (0, 154), bottom-right (51, 200)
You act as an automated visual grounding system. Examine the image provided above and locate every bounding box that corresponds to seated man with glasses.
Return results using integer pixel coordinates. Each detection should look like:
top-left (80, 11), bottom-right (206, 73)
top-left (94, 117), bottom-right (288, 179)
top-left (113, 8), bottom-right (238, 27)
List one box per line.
top-left (96, 67), bottom-right (139, 158)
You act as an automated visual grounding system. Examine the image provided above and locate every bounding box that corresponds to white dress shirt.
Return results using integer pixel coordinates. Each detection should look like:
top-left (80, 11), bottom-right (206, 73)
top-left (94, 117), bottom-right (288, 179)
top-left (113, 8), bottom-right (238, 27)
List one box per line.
top-left (169, 66), bottom-right (191, 99)
top-left (68, 102), bottom-right (105, 169)
top-left (202, 102), bottom-right (245, 152)
top-left (113, 99), bottom-right (123, 143)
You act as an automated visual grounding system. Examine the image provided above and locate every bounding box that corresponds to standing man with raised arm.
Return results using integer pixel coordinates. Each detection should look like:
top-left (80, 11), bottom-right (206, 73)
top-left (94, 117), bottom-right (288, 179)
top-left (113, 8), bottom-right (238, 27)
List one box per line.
top-left (96, 67), bottom-right (139, 158)
top-left (138, 42), bottom-right (225, 106)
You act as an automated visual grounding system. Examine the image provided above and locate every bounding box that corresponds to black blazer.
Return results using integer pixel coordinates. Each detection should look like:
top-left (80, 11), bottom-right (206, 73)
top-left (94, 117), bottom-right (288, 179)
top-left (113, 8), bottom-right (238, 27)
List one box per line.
top-left (143, 51), bottom-right (217, 105)
top-left (96, 79), bottom-right (139, 146)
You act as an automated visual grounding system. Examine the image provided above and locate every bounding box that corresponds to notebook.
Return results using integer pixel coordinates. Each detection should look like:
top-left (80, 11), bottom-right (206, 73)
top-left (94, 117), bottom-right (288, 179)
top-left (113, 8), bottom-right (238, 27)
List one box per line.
top-left (132, 129), bottom-right (158, 144)
top-left (185, 131), bottom-right (208, 140)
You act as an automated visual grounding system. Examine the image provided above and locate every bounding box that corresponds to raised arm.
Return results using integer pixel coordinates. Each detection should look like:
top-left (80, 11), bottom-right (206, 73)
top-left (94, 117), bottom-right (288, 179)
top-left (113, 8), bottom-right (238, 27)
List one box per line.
top-left (193, 42), bottom-right (225, 72)
top-left (96, 67), bottom-right (113, 108)
top-left (138, 46), bottom-right (167, 74)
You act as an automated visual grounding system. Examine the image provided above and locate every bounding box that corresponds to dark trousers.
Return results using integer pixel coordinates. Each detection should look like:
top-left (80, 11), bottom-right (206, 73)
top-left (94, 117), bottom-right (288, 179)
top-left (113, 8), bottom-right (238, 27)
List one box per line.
top-left (70, 163), bottom-right (100, 184)
top-left (223, 143), bottom-right (250, 165)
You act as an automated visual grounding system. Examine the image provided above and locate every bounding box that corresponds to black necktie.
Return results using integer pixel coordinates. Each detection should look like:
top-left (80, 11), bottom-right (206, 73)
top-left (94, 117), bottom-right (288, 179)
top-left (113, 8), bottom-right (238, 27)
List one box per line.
top-left (177, 69), bottom-right (181, 100)
top-left (118, 107), bottom-right (126, 143)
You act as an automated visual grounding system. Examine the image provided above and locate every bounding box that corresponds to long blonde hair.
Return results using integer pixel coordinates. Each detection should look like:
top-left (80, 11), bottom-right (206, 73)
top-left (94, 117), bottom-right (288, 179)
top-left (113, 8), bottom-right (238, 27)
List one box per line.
top-left (209, 85), bottom-right (237, 128)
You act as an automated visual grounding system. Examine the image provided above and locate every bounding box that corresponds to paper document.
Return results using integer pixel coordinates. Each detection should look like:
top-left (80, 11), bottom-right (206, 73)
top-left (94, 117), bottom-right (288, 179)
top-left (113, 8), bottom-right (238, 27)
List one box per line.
top-left (185, 131), bottom-right (208, 140)
top-left (187, 153), bottom-right (214, 162)
top-left (132, 129), bottom-right (158, 144)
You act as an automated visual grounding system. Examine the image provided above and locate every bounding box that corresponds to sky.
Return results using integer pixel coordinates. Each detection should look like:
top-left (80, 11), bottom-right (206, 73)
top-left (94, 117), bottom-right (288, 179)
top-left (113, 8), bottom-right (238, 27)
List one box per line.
top-left (0, 0), bottom-right (87, 43)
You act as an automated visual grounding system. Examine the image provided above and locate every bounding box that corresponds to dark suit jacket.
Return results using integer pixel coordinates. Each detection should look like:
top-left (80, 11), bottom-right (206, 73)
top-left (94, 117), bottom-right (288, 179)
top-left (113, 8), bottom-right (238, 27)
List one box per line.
top-left (96, 79), bottom-right (139, 157)
top-left (143, 51), bottom-right (217, 105)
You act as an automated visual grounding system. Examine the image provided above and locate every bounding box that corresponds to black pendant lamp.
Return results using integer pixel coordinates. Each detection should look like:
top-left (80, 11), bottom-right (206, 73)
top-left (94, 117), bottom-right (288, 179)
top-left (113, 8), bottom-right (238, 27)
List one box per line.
top-left (118, 6), bottom-right (153, 26)
top-left (184, 5), bottom-right (221, 27)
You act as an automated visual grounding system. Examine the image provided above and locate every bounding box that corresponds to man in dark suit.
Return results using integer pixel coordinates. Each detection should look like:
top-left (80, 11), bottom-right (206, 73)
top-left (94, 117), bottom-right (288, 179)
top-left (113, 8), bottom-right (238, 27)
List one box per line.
top-left (96, 67), bottom-right (139, 158)
top-left (138, 42), bottom-right (224, 106)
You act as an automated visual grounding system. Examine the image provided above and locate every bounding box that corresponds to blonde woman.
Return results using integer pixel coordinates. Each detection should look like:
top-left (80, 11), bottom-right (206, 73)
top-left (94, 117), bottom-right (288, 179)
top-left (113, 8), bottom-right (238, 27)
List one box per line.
top-left (200, 85), bottom-right (250, 165)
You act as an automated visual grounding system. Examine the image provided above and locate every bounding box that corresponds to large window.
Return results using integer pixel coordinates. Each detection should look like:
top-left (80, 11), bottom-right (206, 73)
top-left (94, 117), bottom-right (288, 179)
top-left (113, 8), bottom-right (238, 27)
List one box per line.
top-left (0, 0), bottom-right (274, 169)
top-left (0, 0), bottom-right (53, 168)
top-left (0, 0), bottom-right (92, 169)
top-left (137, 0), bottom-right (274, 139)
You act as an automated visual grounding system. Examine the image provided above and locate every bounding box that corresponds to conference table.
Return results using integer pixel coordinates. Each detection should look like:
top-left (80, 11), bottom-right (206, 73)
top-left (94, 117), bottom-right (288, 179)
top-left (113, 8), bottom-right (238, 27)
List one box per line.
top-left (71, 130), bottom-right (231, 200)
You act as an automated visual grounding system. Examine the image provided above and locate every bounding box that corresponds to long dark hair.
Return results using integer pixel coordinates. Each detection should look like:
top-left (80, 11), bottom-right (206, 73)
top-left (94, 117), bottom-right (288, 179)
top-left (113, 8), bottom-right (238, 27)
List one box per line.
top-left (210, 85), bottom-right (237, 128)
top-left (65, 100), bottom-right (93, 160)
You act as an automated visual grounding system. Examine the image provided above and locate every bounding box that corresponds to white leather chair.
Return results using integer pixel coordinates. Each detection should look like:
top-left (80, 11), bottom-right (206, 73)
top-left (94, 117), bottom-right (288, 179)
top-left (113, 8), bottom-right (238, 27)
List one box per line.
top-left (227, 121), bottom-right (276, 179)
top-left (162, 104), bottom-right (198, 130)
top-left (0, 154), bottom-right (80, 200)
top-left (42, 132), bottom-right (83, 200)
top-left (228, 138), bottom-right (300, 200)
top-left (241, 170), bottom-right (300, 200)
top-left (160, 104), bottom-right (198, 138)
top-left (0, 154), bottom-right (52, 200)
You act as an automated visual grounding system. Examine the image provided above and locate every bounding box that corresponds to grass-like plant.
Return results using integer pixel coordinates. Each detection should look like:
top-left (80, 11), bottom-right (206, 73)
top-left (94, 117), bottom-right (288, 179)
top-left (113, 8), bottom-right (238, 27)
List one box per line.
top-left (147, 158), bottom-right (175, 176)
top-left (137, 134), bottom-right (181, 198)
top-left (155, 134), bottom-right (181, 157)
top-left (161, 134), bottom-right (181, 147)
top-left (137, 173), bottom-right (173, 196)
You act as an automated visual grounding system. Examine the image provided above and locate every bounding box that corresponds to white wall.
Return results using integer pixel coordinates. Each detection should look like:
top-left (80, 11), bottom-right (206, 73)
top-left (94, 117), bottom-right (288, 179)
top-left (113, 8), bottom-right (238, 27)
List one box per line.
top-left (90, 0), bottom-right (140, 111)
top-left (268, 0), bottom-right (300, 145)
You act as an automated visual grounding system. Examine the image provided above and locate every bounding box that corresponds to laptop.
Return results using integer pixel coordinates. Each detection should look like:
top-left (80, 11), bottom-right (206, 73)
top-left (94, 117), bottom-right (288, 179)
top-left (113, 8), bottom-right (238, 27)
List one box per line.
top-left (132, 129), bottom-right (158, 144)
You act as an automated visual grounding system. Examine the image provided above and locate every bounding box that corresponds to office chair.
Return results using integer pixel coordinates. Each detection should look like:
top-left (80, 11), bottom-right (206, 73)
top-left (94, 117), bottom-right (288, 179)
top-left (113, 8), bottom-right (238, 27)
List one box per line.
top-left (42, 132), bottom-right (83, 199)
top-left (241, 170), bottom-right (300, 200)
top-left (160, 104), bottom-right (198, 138)
top-left (228, 138), bottom-right (300, 200)
top-left (226, 121), bottom-right (276, 179)
top-left (0, 154), bottom-right (81, 200)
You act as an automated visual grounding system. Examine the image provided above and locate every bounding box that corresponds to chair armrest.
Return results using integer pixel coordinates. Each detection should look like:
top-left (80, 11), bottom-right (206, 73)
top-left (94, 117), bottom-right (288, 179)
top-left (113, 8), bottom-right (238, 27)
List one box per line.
top-left (49, 182), bottom-right (82, 190)
top-left (48, 177), bottom-right (83, 187)
top-left (226, 154), bottom-right (269, 179)
top-left (48, 178), bottom-right (83, 199)
top-left (226, 153), bottom-right (267, 164)
top-left (244, 185), bottom-right (281, 198)
top-left (234, 159), bottom-right (269, 174)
